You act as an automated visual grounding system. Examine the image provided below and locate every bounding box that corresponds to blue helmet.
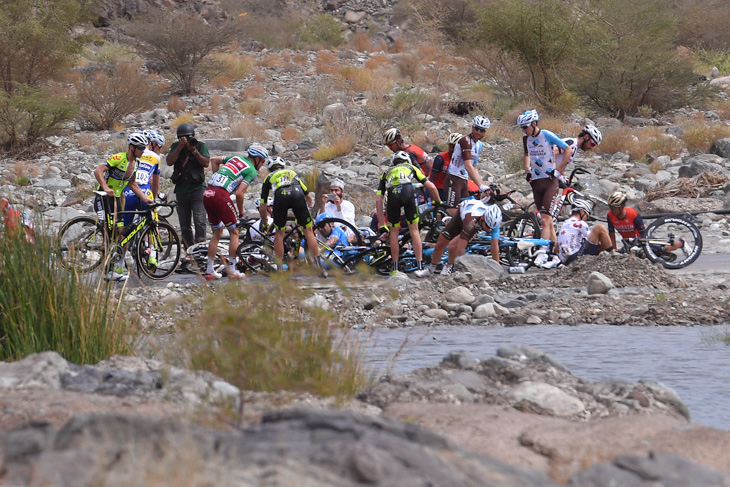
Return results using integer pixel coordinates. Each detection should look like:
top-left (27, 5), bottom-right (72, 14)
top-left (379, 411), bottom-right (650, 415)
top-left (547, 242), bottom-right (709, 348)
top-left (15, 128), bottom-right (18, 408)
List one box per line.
top-left (316, 212), bottom-right (333, 226)
top-left (247, 145), bottom-right (269, 159)
top-left (517, 109), bottom-right (539, 127)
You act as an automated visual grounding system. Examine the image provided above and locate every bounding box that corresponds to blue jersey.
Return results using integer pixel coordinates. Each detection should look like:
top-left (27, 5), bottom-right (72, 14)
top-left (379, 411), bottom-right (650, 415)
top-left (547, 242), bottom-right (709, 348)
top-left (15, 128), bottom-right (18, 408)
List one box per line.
top-left (123, 150), bottom-right (160, 198)
top-left (522, 129), bottom-right (568, 180)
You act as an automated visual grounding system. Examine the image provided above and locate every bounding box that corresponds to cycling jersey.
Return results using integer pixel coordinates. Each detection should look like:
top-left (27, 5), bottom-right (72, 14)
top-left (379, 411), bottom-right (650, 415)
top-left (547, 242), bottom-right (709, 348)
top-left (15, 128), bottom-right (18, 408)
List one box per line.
top-left (557, 215), bottom-right (589, 262)
top-left (377, 163), bottom-right (428, 194)
top-left (607, 207), bottom-right (645, 239)
top-left (260, 169), bottom-right (307, 204)
top-left (2, 204), bottom-right (35, 243)
top-left (97, 152), bottom-right (138, 197)
top-left (403, 144), bottom-right (431, 176)
top-left (122, 150), bottom-right (160, 225)
top-left (449, 135), bottom-right (482, 180)
top-left (555, 137), bottom-right (577, 170)
top-left (429, 151), bottom-right (451, 191)
top-left (248, 217), bottom-right (273, 242)
top-left (442, 199), bottom-right (500, 241)
top-left (261, 169), bottom-right (312, 230)
top-left (208, 155), bottom-right (258, 193)
top-left (317, 225), bottom-right (348, 248)
top-left (523, 129), bottom-right (567, 180)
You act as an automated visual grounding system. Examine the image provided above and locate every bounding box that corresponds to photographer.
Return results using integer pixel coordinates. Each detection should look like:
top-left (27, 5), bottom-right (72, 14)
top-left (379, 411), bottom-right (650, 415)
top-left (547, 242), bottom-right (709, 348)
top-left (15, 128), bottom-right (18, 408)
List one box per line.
top-left (167, 123), bottom-right (210, 249)
top-left (318, 178), bottom-right (358, 243)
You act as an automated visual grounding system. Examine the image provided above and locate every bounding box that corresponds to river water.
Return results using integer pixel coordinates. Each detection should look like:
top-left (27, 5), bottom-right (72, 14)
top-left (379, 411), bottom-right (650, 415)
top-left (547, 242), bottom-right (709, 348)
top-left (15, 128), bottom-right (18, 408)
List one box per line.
top-left (363, 324), bottom-right (730, 431)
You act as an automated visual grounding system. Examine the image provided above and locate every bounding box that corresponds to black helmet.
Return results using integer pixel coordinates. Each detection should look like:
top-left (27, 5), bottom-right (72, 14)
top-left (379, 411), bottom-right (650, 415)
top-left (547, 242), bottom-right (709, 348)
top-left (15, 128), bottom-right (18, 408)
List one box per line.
top-left (176, 123), bottom-right (195, 138)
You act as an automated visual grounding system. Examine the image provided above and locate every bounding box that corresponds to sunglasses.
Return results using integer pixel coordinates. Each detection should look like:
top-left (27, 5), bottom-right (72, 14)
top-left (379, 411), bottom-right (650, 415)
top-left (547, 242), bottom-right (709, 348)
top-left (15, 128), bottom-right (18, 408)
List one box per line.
top-left (134, 145), bottom-right (146, 151)
top-left (474, 127), bottom-right (486, 132)
top-left (520, 125), bottom-right (530, 130)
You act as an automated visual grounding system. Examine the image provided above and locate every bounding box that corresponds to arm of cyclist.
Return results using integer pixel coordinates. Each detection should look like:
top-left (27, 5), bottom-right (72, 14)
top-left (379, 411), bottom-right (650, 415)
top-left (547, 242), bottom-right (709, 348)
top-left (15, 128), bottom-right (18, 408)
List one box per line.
top-left (234, 181), bottom-right (249, 217)
top-left (522, 153), bottom-right (531, 182)
top-left (556, 144), bottom-right (573, 175)
top-left (424, 180), bottom-right (441, 205)
top-left (93, 164), bottom-right (116, 197)
top-left (151, 173), bottom-right (160, 201)
top-left (127, 178), bottom-right (152, 204)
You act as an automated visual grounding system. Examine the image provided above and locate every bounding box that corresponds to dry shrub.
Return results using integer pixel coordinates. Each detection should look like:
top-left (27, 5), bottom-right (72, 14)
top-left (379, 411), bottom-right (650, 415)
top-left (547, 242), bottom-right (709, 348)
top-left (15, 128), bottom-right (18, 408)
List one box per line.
top-left (167, 95), bottom-right (186, 113)
top-left (209, 94), bottom-right (221, 114)
top-left (258, 53), bottom-right (284, 69)
top-left (172, 113), bottom-right (195, 131)
top-left (539, 117), bottom-right (576, 139)
top-left (281, 125), bottom-right (300, 142)
top-left (417, 44), bottom-right (437, 65)
top-left (230, 117), bottom-right (265, 139)
top-left (643, 131), bottom-right (685, 160)
top-left (299, 78), bottom-right (336, 116)
top-left (252, 69), bottom-right (267, 82)
top-left (75, 133), bottom-right (95, 153)
top-left (501, 106), bottom-right (528, 128)
top-left (238, 99), bottom-right (267, 116)
top-left (312, 136), bottom-right (357, 161)
top-left (390, 38), bottom-right (405, 53)
top-left (707, 96), bottom-right (730, 120)
top-left (679, 121), bottom-right (730, 155)
top-left (210, 52), bottom-right (253, 88)
top-left (270, 101), bottom-right (297, 128)
top-left (395, 53), bottom-right (421, 82)
top-left (315, 50), bottom-right (339, 74)
top-left (353, 32), bottom-right (371, 52)
top-left (486, 121), bottom-right (521, 144)
top-left (365, 54), bottom-right (391, 70)
top-left (598, 126), bottom-right (685, 160)
top-left (340, 66), bottom-right (376, 92)
top-left (241, 83), bottom-right (267, 99)
top-left (293, 52), bottom-right (308, 65)
top-left (281, 50), bottom-right (292, 63)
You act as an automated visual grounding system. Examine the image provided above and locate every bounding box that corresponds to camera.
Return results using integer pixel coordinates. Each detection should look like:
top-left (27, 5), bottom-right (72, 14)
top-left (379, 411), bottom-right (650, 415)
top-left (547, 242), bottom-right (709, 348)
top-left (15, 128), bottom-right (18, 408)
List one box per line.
top-left (326, 193), bottom-right (336, 202)
top-left (186, 136), bottom-right (198, 147)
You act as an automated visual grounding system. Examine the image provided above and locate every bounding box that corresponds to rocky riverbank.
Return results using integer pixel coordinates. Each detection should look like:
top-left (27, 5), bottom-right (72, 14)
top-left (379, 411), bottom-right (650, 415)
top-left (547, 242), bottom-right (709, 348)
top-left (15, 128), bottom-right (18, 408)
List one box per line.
top-left (2, 347), bottom-right (729, 486)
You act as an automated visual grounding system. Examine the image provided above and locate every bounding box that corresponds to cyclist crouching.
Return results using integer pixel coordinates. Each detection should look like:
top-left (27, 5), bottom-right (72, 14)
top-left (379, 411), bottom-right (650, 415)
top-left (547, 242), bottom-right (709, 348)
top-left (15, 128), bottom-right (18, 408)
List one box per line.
top-left (415, 196), bottom-right (502, 277)
top-left (557, 199), bottom-right (613, 265)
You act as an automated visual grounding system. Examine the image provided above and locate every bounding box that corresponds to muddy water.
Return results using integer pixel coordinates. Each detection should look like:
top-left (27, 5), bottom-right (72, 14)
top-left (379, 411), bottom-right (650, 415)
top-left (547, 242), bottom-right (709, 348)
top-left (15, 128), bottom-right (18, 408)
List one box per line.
top-left (364, 324), bottom-right (730, 430)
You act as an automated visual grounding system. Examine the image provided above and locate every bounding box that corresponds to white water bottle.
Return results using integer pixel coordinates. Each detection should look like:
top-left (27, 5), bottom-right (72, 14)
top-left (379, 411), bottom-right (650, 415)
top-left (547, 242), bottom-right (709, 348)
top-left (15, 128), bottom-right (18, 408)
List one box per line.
top-left (508, 265), bottom-right (526, 274)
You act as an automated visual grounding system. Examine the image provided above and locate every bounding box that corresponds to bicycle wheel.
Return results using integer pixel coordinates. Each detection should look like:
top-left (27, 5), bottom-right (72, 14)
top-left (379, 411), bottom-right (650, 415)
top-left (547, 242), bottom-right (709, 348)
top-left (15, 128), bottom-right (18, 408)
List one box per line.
top-left (58, 216), bottom-right (107, 273)
top-left (315, 218), bottom-right (363, 246)
top-left (181, 241), bottom-right (226, 274)
top-left (136, 221), bottom-right (182, 279)
top-left (419, 205), bottom-right (450, 244)
top-left (236, 239), bottom-right (278, 274)
top-left (642, 215), bottom-right (702, 269)
top-left (504, 213), bottom-right (541, 239)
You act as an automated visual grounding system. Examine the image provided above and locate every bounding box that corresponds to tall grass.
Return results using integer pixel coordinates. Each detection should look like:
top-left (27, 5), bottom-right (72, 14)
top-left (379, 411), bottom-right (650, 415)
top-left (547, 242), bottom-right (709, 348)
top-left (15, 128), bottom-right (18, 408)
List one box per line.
top-left (172, 278), bottom-right (370, 399)
top-left (0, 221), bottom-right (136, 363)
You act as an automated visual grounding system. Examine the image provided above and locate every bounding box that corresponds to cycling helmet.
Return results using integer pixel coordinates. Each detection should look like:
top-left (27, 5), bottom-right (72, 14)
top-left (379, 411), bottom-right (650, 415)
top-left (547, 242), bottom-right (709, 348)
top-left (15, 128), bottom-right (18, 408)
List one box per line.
top-left (447, 132), bottom-right (463, 145)
top-left (517, 109), bottom-right (539, 126)
top-left (607, 191), bottom-right (628, 208)
top-left (265, 156), bottom-right (285, 171)
top-left (145, 130), bottom-right (165, 147)
top-left (383, 128), bottom-right (401, 145)
top-left (472, 115), bottom-right (491, 130)
top-left (247, 145), bottom-right (269, 160)
top-left (127, 132), bottom-right (149, 147)
top-left (583, 124), bottom-right (602, 145)
top-left (571, 198), bottom-right (594, 215)
top-left (391, 151), bottom-right (411, 165)
top-left (482, 204), bottom-right (502, 229)
top-left (315, 212), bottom-right (333, 226)
top-left (176, 123), bottom-right (195, 137)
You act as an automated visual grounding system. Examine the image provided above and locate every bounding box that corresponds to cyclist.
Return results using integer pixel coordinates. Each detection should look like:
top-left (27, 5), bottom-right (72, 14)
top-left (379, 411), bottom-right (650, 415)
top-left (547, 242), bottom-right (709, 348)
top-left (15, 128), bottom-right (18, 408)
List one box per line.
top-left (415, 198), bottom-right (502, 277)
top-left (444, 116), bottom-right (491, 208)
top-left (93, 132), bottom-right (153, 281)
top-left (122, 129), bottom-right (162, 228)
top-left (519, 109), bottom-right (572, 266)
top-left (202, 145), bottom-right (268, 280)
top-left (557, 199), bottom-right (613, 265)
top-left (606, 191), bottom-right (686, 255)
top-left (555, 124), bottom-right (603, 178)
top-left (259, 156), bottom-right (326, 275)
top-left (376, 151), bottom-right (441, 275)
top-left (428, 132), bottom-right (462, 201)
top-left (248, 197), bottom-right (274, 242)
top-left (383, 127), bottom-right (433, 176)
top-left (0, 197), bottom-right (35, 244)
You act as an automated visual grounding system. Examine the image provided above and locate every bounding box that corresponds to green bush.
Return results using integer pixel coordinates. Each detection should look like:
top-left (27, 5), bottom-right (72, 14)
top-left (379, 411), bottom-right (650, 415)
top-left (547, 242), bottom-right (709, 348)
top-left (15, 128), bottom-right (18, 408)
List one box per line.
top-left (0, 219), bottom-right (136, 363)
top-left (173, 279), bottom-right (370, 398)
top-left (297, 14), bottom-right (344, 49)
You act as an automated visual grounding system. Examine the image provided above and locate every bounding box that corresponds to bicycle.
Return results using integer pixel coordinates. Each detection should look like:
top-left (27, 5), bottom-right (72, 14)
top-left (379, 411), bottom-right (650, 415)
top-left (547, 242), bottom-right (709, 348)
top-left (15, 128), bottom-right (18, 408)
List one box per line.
top-left (618, 214), bottom-right (703, 269)
top-left (57, 191), bottom-right (182, 280)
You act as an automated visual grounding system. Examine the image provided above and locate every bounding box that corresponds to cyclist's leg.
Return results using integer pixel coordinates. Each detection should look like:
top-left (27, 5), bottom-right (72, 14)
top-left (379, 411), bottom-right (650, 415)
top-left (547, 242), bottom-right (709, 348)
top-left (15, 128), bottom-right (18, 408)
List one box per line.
top-left (402, 185), bottom-right (422, 267)
top-left (587, 224), bottom-right (613, 252)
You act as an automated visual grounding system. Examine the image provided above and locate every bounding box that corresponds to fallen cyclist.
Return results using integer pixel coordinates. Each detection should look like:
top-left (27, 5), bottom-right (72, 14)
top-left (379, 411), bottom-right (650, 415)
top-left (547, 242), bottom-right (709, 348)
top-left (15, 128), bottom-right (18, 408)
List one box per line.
top-left (415, 197), bottom-right (502, 277)
top-left (557, 199), bottom-right (614, 265)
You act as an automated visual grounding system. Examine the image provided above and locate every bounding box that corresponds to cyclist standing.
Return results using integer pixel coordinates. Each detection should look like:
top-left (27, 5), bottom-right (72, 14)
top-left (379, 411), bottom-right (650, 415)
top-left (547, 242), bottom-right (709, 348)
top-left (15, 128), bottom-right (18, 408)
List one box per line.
top-left (383, 127), bottom-right (433, 177)
top-left (519, 109), bottom-right (572, 267)
top-left (259, 156), bottom-right (326, 275)
top-left (122, 129), bottom-right (163, 228)
top-left (555, 124), bottom-right (603, 177)
top-left (557, 199), bottom-right (613, 265)
top-left (202, 145), bottom-right (268, 280)
top-left (428, 132), bottom-right (462, 201)
top-left (415, 198), bottom-right (502, 277)
top-left (93, 132), bottom-right (153, 281)
top-left (444, 116), bottom-right (491, 208)
top-left (376, 151), bottom-right (441, 275)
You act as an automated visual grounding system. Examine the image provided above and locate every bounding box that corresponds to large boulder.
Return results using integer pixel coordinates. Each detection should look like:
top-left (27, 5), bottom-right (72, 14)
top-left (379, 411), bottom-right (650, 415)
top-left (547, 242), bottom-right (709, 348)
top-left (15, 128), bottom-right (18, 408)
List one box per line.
top-left (678, 154), bottom-right (725, 178)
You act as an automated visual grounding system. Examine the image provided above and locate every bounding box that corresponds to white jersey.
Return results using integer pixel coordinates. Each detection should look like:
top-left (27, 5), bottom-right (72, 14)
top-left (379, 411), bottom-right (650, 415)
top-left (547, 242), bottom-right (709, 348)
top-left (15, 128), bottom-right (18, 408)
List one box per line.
top-left (557, 215), bottom-right (589, 262)
top-left (555, 137), bottom-right (578, 170)
top-left (249, 217), bottom-right (273, 242)
top-left (448, 135), bottom-right (482, 180)
top-left (523, 129), bottom-right (568, 181)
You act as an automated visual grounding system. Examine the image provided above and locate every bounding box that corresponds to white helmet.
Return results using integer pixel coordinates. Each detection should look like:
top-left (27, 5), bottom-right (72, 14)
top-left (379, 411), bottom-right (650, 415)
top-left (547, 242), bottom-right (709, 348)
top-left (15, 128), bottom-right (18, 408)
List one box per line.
top-left (247, 145), bottom-right (269, 160)
top-left (383, 128), bottom-right (401, 145)
top-left (482, 204), bottom-right (502, 229)
top-left (517, 109), bottom-right (539, 127)
top-left (145, 130), bottom-right (165, 147)
top-left (583, 124), bottom-right (602, 145)
top-left (391, 151), bottom-right (411, 165)
top-left (571, 198), bottom-right (594, 215)
top-left (447, 132), bottom-right (463, 145)
top-left (265, 156), bottom-right (285, 171)
top-left (127, 132), bottom-right (149, 147)
top-left (472, 115), bottom-right (491, 130)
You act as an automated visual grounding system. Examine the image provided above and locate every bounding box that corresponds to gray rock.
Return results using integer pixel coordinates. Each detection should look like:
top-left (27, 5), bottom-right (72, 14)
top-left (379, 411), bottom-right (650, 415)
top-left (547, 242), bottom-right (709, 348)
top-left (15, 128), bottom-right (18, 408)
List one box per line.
top-left (678, 154), bottom-right (725, 178)
top-left (323, 102), bottom-right (347, 125)
top-left (473, 303), bottom-right (497, 318)
top-left (423, 308), bottom-right (448, 320)
top-left (510, 381), bottom-right (585, 417)
top-left (710, 137), bottom-right (730, 159)
top-left (455, 254), bottom-right (504, 281)
top-left (34, 178), bottom-right (71, 191)
top-left (445, 285), bottom-right (476, 304)
top-left (587, 271), bottom-right (614, 294)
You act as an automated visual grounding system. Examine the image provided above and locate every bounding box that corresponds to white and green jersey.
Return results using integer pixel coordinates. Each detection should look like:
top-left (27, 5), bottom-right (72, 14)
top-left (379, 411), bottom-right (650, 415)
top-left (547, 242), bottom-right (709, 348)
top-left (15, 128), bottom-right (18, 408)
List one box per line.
top-left (207, 155), bottom-right (258, 193)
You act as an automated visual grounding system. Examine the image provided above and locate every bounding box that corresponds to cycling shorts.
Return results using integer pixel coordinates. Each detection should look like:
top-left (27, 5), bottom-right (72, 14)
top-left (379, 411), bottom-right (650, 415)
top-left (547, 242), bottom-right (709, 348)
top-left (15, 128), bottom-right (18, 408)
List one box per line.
top-left (445, 175), bottom-right (471, 207)
top-left (441, 213), bottom-right (480, 241)
top-left (122, 188), bottom-right (154, 226)
top-left (530, 177), bottom-right (559, 214)
top-left (386, 184), bottom-right (418, 228)
top-left (203, 185), bottom-right (238, 230)
top-left (272, 185), bottom-right (313, 230)
top-left (94, 193), bottom-right (124, 233)
top-left (563, 240), bottom-right (599, 265)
